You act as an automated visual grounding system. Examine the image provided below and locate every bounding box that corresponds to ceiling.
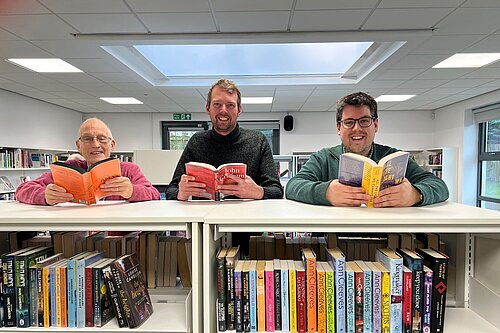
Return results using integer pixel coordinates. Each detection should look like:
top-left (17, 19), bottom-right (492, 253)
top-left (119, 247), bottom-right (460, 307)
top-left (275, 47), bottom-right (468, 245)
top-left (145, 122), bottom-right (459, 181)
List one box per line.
top-left (0, 0), bottom-right (499, 113)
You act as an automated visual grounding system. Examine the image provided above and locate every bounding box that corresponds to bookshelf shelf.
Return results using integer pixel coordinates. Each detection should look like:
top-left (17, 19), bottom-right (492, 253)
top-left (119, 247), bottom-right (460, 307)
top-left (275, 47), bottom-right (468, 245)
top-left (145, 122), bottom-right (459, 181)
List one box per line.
top-left (0, 167), bottom-right (50, 171)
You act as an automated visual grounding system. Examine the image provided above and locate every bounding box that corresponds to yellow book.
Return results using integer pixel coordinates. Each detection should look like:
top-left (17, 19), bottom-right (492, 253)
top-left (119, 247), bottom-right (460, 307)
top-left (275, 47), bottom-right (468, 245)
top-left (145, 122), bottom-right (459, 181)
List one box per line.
top-left (316, 262), bottom-right (327, 333)
top-left (323, 262), bottom-right (336, 333)
top-left (374, 262), bottom-right (391, 333)
top-left (256, 260), bottom-right (266, 332)
top-left (338, 151), bottom-right (409, 207)
top-left (42, 266), bottom-right (50, 328)
top-left (288, 260), bottom-right (298, 333)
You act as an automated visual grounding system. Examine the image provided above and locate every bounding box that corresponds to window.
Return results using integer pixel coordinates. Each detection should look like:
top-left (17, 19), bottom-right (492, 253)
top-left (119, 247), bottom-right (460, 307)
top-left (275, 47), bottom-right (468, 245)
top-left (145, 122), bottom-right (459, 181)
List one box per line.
top-left (161, 121), bottom-right (208, 150)
top-left (238, 121), bottom-right (280, 155)
top-left (477, 119), bottom-right (500, 210)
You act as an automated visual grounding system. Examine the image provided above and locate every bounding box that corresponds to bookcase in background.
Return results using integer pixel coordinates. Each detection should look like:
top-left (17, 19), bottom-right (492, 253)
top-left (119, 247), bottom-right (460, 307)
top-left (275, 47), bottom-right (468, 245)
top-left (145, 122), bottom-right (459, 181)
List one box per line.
top-left (408, 147), bottom-right (458, 202)
top-left (202, 199), bottom-right (500, 333)
top-left (0, 200), bottom-right (208, 333)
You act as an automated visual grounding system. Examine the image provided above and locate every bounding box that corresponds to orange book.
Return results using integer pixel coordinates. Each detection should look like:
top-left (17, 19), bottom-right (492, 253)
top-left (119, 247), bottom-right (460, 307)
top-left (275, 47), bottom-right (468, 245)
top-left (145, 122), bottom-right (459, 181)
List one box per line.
top-left (60, 264), bottom-right (68, 327)
top-left (50, 157), bottom-right (121, 205)
top-left (256, 260), bottom-right (266, 332)
top-left (185, 162), bottom-right (246, 200)
top-left (302, 248), bottom-right (317, 333)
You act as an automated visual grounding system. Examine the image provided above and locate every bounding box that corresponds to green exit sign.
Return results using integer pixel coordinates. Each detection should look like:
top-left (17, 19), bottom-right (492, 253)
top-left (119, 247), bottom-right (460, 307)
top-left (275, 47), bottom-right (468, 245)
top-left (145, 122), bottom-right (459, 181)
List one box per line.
top-left (173, 113), bottom-right (192, 120)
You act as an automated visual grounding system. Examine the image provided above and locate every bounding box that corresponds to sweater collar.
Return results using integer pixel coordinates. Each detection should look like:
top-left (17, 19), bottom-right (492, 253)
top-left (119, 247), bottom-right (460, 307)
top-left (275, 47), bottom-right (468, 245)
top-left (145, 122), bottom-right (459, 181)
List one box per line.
top-left (210, 123), bottom-right (241, 143)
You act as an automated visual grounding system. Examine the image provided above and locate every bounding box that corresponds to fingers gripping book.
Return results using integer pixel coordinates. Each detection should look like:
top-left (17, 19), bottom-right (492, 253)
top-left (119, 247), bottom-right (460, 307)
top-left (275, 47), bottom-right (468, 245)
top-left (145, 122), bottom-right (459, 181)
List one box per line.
top-left (185, 162), bottom-right (247, 201)
top-left (338, 151), bottom-right (410, 207)
top-left (50, 157), bottom-right (121, 205)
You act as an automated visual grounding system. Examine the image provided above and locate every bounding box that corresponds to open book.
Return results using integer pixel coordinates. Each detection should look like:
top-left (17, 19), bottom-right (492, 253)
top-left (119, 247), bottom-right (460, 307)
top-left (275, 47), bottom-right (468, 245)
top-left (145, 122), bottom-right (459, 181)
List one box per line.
top-left (338, 151), bottom-right (409, 207)
top-left (185, 162), bottom-right (246, 200)
top-left (50, 157), bottom-right (121, 205)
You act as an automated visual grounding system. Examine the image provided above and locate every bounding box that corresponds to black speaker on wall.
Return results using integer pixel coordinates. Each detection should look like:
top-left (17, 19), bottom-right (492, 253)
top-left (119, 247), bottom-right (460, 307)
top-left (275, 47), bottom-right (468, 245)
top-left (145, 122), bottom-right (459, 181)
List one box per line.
top-left (284, 114), bottom-right (294, 131)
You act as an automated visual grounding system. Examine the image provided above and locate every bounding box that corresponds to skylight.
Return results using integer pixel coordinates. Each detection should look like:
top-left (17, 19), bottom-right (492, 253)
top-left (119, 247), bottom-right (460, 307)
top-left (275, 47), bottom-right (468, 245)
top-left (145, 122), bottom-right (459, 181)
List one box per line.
top-left (6, 58), bottom-right (83, 73)
top-left (134, 42), bottom-right (372, 77)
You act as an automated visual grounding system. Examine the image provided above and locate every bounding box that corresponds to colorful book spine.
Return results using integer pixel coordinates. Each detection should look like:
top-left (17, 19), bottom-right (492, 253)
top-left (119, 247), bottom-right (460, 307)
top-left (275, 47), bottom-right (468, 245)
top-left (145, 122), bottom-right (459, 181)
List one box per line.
top-left (217, 249), bottom-right (227, 332)
top-left (353, 264), bottom-right (364, 333)
top-left (422, 266), bottom-right (433, 333)
top-left (296, 262), bottom-right (306, 333)
top-left (85, 264), bottom-right (95, 327)
top-left (2, 249), bottom-right (27, 327)
top-left (376, 249), bottom-right (403, 333)
top-left (274, 259), bottom-right (282, 331)
top-left (397, 249), bottom-right (423, 333)
top-left (380, 267), bottom-right (391, 333)
top-left (265, 261), bottom-right (275, 332)
top-left (345, 263), bottom-right (355, 333)
top-left (77, 252), bottom-right (104, 328)
top-left (28, 266), bottom-right (38, 327)
top-left (234, 263), bottom-right (243, 333)
top-left (102, 264), bottom-right (127, 327)
top-left (369, 263), bottom-right (382, 333)
top-left (402, 266), bottom-right (413, 333)
top-left (304, 252), bottom-right (317, 333)
top-left (256, 261), bottom-right (266, 332)
top-left (60, 265), bottom-right (68, 328)
top-left (67, 252), bottom-right (86, 328)
top-left (281, 260), bottom-right (289, 332)
top-left (327, 249), bottom-right (346, 333)
top-left (249, 261), bottom-right (257, 332)
top-left (324, 262), bottom-right (335, 333)
top-left (356, 261), bottom-right (372, 333)
top-left (289, 260), bottom-right (298, 333)
top-left (49, 264), bottom-right (57, 327)
top-left (93, 260), bottom-right (115, 328)
top-left (42, 266), bottom-right (50, 327)
top-left (242, 261), bottom-right (251, 332)
top-left (317, 263), bottom-right (327, 333)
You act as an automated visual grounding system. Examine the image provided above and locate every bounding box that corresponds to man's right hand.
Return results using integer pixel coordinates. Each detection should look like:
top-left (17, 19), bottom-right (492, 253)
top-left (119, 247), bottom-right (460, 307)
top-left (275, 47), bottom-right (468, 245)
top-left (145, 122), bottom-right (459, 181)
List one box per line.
top-left (325, 180), bottom-right (370, 206)
top-left (44, 184), bottom-right (74, 206)
top-left (177, 174), bottom-right (207, 201)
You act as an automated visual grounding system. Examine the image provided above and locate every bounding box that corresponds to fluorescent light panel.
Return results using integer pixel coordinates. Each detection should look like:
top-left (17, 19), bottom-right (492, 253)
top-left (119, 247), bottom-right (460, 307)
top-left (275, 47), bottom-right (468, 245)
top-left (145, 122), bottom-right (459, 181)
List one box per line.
top-left (433, 53), bottom-right (500, 68)
top-left (376, 95), bottom-right (415, 102)
top-left (99, 97), bottom-right (143, 105)
top-left (6, 58), bottom-right (83, 73)
top-left (241, 97), bottom-right (273, 104)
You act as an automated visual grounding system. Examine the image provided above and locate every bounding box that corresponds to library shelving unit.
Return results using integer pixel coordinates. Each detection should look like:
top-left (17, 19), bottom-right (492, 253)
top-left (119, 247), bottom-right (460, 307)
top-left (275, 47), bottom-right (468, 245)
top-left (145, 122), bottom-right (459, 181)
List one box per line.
top-left (0, 200), bottom-right (217, 333)
top-left (273, 155), bottom-right (295, 186)
top-left (202, 199), bottom-right (500, 333)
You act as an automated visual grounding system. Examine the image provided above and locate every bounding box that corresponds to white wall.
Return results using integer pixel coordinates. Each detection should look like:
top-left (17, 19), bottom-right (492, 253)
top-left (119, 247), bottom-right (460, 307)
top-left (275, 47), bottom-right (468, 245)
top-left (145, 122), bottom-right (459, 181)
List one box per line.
top-left (86, 110), bottom-right (435, 154)
top-left (0, 89), bottom-right (82, 150)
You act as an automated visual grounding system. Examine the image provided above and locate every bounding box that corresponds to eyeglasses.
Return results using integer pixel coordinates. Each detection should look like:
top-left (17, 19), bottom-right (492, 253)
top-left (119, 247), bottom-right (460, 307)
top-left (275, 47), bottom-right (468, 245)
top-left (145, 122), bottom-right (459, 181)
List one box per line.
top-left (79, 135), bottom-right (112, 144)
top-left (338, 116), bottom-right (376, 129)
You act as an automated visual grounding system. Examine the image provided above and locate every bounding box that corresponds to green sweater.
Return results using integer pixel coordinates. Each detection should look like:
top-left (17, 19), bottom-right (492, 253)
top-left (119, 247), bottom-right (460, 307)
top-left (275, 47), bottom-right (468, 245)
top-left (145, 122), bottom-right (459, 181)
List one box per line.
top-left (285, 143), bottom-right (449, 206)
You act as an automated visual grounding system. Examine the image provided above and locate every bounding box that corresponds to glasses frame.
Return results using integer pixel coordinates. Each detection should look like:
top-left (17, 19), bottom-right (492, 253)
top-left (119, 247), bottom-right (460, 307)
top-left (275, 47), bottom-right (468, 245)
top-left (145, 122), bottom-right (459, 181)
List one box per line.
top-left (78, 135), bottom-right (113, 144)
top-left (338, 116), bottom-right (376, 129)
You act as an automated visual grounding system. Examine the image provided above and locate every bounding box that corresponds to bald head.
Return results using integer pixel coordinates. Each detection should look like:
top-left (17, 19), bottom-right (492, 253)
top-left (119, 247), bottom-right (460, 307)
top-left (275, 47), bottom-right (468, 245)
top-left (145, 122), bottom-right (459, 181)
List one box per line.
top-left (79, 118), bottom-right (113, 138)
top-left (76, 118), bottom-right (115, 166)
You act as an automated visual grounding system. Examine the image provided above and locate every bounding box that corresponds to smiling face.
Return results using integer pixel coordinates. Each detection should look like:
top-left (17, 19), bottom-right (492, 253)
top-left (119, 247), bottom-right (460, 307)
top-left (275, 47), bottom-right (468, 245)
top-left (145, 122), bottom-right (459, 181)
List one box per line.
top-left (336, 104), bottom-right (378, 157)
top-left (75, 118), bottom-right (115, 166)
top-left (206, 86), bottom-right (242, 136)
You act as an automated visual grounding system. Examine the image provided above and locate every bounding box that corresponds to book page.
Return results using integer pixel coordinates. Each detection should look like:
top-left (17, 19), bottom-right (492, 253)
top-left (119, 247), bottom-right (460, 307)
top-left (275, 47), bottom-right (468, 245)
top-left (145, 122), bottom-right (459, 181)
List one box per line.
top-left (90, 158), bottom-right (121, 201)
top-left (50, 164), bottom-right (89, 204)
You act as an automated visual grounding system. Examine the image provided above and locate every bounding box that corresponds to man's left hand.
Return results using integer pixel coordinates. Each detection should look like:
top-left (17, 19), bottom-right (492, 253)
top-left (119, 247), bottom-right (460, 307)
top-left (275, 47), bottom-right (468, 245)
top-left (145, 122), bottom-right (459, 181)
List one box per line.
top-left (217, 174), bottom-right (264, 199)
top-left (100, 176), bottom-right (134, 199)
top-left (373, 178), bottom-right (421, 207)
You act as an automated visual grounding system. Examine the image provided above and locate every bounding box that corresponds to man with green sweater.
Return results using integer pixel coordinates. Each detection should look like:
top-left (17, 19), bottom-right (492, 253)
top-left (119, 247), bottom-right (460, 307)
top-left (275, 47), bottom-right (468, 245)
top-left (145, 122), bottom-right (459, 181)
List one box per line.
top-left (286, 92), bottom-right (448, 207)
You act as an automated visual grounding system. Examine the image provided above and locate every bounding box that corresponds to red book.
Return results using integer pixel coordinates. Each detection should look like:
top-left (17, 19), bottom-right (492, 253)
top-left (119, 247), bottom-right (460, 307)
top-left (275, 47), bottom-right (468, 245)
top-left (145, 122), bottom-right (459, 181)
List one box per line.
top-left (403, 266), bottom-right (413, 333)
top-left (85, 258), bottom-right (108, 327)
top-left (295, 261), bottom-right (307, 333)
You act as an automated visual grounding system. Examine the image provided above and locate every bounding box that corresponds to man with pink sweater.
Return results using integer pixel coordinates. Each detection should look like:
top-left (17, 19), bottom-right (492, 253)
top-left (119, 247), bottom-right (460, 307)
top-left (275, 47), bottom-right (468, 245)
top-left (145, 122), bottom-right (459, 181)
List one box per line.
top-left (16, 118), bottom-right (159, 205)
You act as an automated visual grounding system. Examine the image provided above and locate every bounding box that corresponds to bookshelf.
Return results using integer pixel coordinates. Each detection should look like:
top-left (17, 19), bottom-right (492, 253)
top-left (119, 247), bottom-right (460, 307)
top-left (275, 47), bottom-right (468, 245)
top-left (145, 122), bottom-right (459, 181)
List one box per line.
top-left (202, 199), bottom-right (500, 333)
top-left (0, 200), bottom-right (215, 333)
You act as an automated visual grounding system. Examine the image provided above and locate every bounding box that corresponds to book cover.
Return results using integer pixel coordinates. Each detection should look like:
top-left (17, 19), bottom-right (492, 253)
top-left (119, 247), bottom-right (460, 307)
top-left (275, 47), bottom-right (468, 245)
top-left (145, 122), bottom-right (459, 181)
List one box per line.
top-left (265, 260), bottom-right (275, 332)
top-left (273, 259), bottom-right (282, 331)
top-left (50, 157), bottom-right (121, 205)
top-left (323, 262), bottom-right (335, 333)
top-left (421, 266), bottom-right (433, 333)
top-left (345, 262), bottom-right (356, 333)
top-left (102, 263), bottom-right (127, 328)
top-left (302, 248), bottom-right (317, 333)
top-left (110, 254), bottom-right (153, 328)
top-left (316, 261), bottom-right (327, 333)
top-left (234, 261), bottom-right (244, 333)
top-left (54, 259), bottom-right (68, 327)
top-left (295, 260), bottom-right (306, 333)
top-left (338, 151), bottom-right (409, 207)
top-left (397, 248), bottom-right (423, 333)
top-left (242, 260), bottom-right (251, 332)
top-left (248, 260), bottom-right (257, 332)
top-left (85, 257), bottom-right (109, 327)
top-left (226, 246), bottom-right (240, 330)
top-left (93, 258), bottom-right (115, 327)
top-left (373, 262), bottom-right (391, 333)
top-left (288, 259), bottom-right (298, 333)
top-left (416, 248), bottom-right (449, 333)
top-left (59, 263), bottom-right (68, 328)
top-left (365, 262), bottom-right (382, 333)
top-left (217, 247), bottom-right (228, 332)
top-left (77, 251), bottom-right (105, 327)
top-left (376, 248), bottom-right (403, 333)
top-left (280, 259), bottom-right (290, 333)
top-left (185, 161), bottom-right (246, 200)
top-left (326, 248), bottom-right (346, 333)
top-left (355, 261), bottom-right (373, 333)
top-left (402, 266), bottom-right (413, 333)
top-left (42, 263), bottom-right (52, 327)
top-left (256, 260), bottom-right (266, 332)
top-left (349, 261), bottom-right (364, 333)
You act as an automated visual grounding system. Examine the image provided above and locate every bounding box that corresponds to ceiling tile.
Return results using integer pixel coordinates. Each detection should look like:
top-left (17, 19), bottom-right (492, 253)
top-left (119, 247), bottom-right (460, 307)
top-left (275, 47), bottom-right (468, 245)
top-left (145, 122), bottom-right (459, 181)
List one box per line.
top-left (410, 35), bottom-right (485, 54)
top-left (0, 0), bottom-right (50, 14)
top-left (32, 40), bottom-right (110, 58)
top-left (0, 41), bottom-right (53, 58)
top-left (378, 0), bottom-right (464, 8)
top-left (0, 27), bottom-right (20, 40)
top-left (291, 9), bottom-right (371, 31)
top-left (375, 69), bottom-right (424, 80)
top-left (462, 0), bottom-right (500, 7)
top-left (461, 86), bottom-right (499, 95)
top-left (44, 73), bottom-right (104, 84)
top-left (478, 79), bottom-right (500, 87)
top-left (295, 0), bottom-right (378, 10)
top-left (396, 79), bottom-right (448, 89)
top-left (462, 66), bottom-right (500, 79)
top-left (363, 8), bottom-right (453, 30)
top-left (60, 14), bottom-right (147, 33)
top-left (439, 78), bottom-right (496, 88)
top-left (355, 80), bottom-right (405, 89)
top-left (138, 13), bottom-right (216, 33)
top-left (127, 0), bottom-right (211, 12)
top-left (40, 0), bottom-right (130, 13)
top-left (0, 14), bottom-right (77, 40)
top-left (217, 11), bottom-right (289, 32)
top-left (90, 72), bottom-right (137, 83)
top-left (240, 104), bottom-right (271, 112)
top-left (413, 68), bottom-right (474, 80)
top-left (433, 8), bottom-right (500, 35)
top-left (391, 54), bottom-right (449, 69)
top-left (0, 82), bottom-right (39, 92)
top-left (463, 34), bottom-right (500, 52)
top-left (65, 58), bottom-right (123, 73)
top-left (213, 0), bottom-right (293, 11)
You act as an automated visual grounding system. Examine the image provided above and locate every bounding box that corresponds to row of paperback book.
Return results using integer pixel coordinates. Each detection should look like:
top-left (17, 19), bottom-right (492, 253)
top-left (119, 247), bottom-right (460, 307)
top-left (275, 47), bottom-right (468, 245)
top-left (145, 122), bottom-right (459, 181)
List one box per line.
top-left (0, 246), bottom-right (153, 329)
top-left (217, 245), bottom-right (449, 333)
top-left (0, 149), bottom-right (59, 169)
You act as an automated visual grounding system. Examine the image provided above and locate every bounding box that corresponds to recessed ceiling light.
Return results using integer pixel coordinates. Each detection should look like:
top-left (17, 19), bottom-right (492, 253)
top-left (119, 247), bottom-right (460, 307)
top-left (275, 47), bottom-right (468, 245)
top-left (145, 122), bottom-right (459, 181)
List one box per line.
top-left (432, 53), bottom-right (500, 68)
top-left (241, 97), bottom-right (273, 104)
top-left (6, 58), bottom-right (83, 73)
top-left (375, 95), bottom-right (415, 102)
top-left (99, 97), bottom-right (143, 105)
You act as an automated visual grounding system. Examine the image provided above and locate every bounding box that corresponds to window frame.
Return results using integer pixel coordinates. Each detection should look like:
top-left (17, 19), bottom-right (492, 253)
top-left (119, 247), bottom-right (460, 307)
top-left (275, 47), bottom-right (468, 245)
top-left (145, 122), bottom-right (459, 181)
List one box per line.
top-left (161, 121), bottom-right (208, 150)
top-left (477, 121), bottom-right (500, 208)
